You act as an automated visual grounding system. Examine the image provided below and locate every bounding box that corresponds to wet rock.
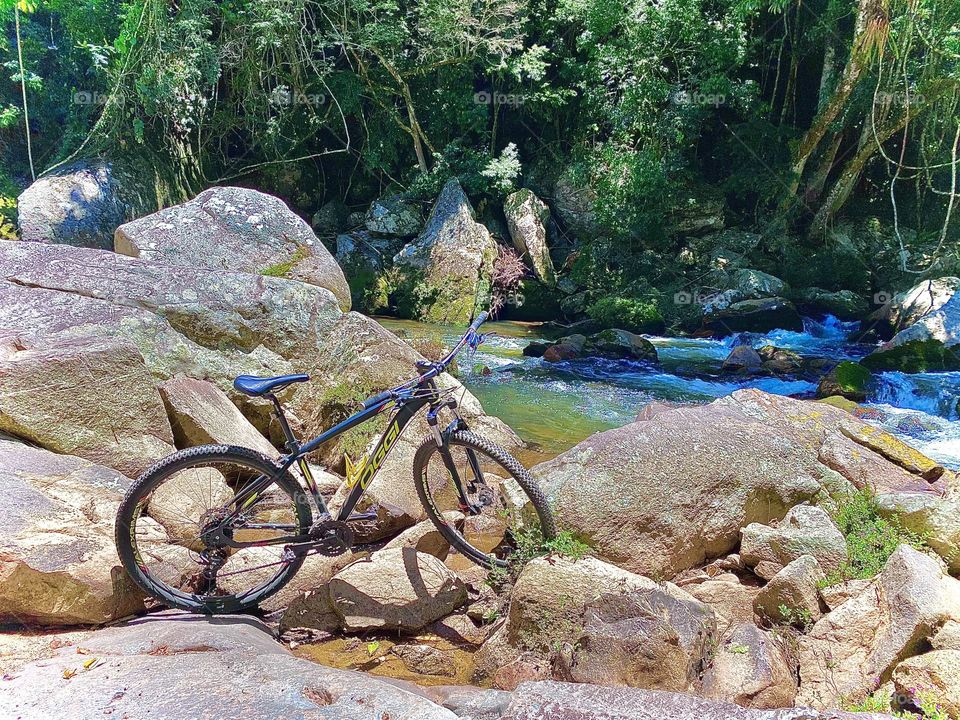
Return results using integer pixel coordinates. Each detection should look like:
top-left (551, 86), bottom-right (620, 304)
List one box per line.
top-left (862, 279), bottom-right (960, 372)
top-left (159, 376), bottom-right (278, 457)
top-left (702, 622), bottom-right (797, 709)
top-left (702, 298), bottom-right (804, 336)
top-left (115, 186), bottom-right (351, 311)
top-left (0, 437), bottom-right (144, 625)
top-left (365, 195), bottom-right (422, 237)
top-left (754, 555), bottom-right (826, 626)
top-left (391, 643), bottom-right (457, 677)
top-left (757, 345), bottom-right (803, 375)
top-left (740, 505), bottom-right (848, 581)
top-left (540, 331), bottom-right (657, 364)
top-left (328, 548), bottom-right (467, 632)
top-left (794, 287), bottom-right (869, 321)
top-left (722, 345), bottom-right (763, 373)
top-left (542, 334), bottom-right (586, 362)
top-left (504, 189), bottom-right (556, 287)
top-left (797, 544), bottom-right (960, 708)
top-left (816, 361), bottom-right (871, 401)
top-left (0, 334), bottom-right (174, 477)
top-left (393, 179), bottom-right (497, 324)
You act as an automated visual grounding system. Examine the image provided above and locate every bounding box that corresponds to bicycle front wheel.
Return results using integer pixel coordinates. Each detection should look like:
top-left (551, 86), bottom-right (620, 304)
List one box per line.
top-left (412, 429), bottom-right (556, 570)
top-left (115, 445), bottom-right (312, 614)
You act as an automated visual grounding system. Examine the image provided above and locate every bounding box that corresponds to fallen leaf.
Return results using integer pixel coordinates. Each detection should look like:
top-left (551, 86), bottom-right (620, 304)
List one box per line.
top-left (62, 668), bottom-right (76, 679)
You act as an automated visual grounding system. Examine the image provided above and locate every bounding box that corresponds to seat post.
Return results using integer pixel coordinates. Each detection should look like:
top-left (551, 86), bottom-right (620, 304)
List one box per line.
top-left (265, 393), bottom-right (299, 453)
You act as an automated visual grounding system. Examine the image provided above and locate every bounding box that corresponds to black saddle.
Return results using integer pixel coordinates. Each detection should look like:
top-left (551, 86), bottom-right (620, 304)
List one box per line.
top-left (233, 374), bottom-right (310, 397)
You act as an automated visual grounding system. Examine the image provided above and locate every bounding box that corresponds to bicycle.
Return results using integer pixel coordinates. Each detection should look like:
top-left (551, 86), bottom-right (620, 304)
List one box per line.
top-left (115, 311), bottom-right (556, 614)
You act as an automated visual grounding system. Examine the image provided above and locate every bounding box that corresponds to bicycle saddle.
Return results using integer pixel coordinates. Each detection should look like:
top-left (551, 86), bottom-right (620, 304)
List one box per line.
top-left (233, 374), bottom-right (310, 397)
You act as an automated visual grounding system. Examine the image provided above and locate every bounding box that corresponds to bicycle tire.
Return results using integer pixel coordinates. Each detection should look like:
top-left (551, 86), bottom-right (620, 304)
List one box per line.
top-left (115, 445), bottom-right (312, 614)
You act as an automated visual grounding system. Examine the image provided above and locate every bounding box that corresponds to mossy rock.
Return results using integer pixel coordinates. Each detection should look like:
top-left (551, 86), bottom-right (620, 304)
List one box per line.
top-left (816, 361), bottom-right (872, 401)
top-left (860, 339), bottom-right (960, 373)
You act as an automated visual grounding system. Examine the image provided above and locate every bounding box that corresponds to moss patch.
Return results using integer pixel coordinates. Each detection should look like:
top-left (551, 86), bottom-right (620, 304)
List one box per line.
top-left (260, 245), bottom-right (311, 278)
top-left (860, 339), bottom-right (960, 373)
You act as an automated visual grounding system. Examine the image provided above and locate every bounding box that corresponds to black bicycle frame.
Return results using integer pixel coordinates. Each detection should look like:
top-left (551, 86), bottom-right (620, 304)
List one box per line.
top-left (220, 382), bottom-right (444, 549)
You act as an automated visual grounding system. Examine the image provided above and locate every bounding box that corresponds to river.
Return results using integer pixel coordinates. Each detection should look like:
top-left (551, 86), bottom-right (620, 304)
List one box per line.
top-left (376, 316), bottom-right (960, 468)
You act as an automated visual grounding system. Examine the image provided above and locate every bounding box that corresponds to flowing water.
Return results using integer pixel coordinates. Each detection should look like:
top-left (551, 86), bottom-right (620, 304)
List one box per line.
top-left (377, 316), bottom-right (960, 468)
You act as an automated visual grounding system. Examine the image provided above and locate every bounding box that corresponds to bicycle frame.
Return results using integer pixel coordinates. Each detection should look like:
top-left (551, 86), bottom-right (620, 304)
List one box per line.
top-left (218, 377), bottom-right (456, 549)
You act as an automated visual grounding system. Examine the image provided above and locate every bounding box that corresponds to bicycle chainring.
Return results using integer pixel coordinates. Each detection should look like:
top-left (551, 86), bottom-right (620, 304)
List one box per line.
top-left (305, 519), bottom-right (355, 557)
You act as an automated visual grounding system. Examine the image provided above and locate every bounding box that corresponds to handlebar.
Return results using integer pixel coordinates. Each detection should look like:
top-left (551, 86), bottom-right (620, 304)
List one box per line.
top-left (358, 311), bottom-right (490, 410)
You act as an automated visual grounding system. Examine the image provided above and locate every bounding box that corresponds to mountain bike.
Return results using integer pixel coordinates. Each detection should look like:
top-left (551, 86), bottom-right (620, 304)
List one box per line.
top-left (115, 312), bottom-right (556, 614)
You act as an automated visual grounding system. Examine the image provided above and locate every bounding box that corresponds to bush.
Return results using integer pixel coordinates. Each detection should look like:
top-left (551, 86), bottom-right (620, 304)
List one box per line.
top-left (825, 487), bottom-right (929, 584)
top-left (586, 295), bottom-right (664, 333)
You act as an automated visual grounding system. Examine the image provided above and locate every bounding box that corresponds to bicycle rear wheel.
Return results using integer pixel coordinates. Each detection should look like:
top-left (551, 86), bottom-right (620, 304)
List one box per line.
top-left (412, 429), bottom-right (556, 570)
top-left (115, 445), bottom-right (312, 614)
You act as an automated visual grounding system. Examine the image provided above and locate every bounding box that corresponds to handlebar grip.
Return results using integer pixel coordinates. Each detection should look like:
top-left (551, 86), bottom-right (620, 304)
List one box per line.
top-left (361, 390), bottom-right (392, 409)
top-left (469, 311), bottom-right (489, 332)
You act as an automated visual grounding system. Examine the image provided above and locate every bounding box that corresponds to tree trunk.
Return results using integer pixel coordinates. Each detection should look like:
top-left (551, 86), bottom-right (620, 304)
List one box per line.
top-left (807, 112), bottom-right (911, 237)
top-left (781, 0), bottom-right (887, 205)
top-left (14, 6), bottom-right (35, 181)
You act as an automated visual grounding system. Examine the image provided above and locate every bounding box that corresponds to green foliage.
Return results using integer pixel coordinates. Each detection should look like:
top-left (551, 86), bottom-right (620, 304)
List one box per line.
top-left (776, 604), bottom-right (813, 630)
top-left (586, 296), bottom-right (664, 333)
top-left (825, 487), bottom-right (929, 585)
top-left (843, 689), bottom-right (949, 720)
top-left (487, 526), bottom-right (591, 589)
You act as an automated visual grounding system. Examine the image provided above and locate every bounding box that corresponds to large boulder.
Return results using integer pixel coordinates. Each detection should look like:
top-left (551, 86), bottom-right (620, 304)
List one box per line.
top-left (552, 165), bottom-right (599, 238)
top-left (393, 178), bottom-right (498, 324)
top-left (533, 390), bottom-right (953, 578)
top-left (0, 241), bottom-right (516, 491)
top-left (0, 438), bottom-right (145, 625)
top-left (702, 622), bottom-right (797, 709)
top-left (158, 376), bottom-right (278, 457)
top-left (16, 161), bottom-right (127, 250)
top-left (559, 587), bottom-right (716, 692)
top-left (868, 277), bottom-right (960, 338)
top-left (740, 505), bottom-right (848, 581)
top-left (0, 613), bottom-right (458, 719)
top-left (476, 556), bottom-right (714, 693)
top-left (863, 289), bottom-right (960, 372)
top-left (504, 189), bottom-right (556, 287)
top-left (115, 186), bottom-right (351, 311)
top-left (797, 544), bottom-right (960, 708)
top-left (0, 334), bottom-right (175, 477)
top-left (327, 548), bottom-right (467, 632)
top-left (702, 298), bottom-right (804, 336)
